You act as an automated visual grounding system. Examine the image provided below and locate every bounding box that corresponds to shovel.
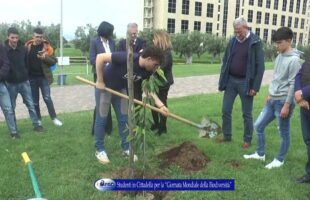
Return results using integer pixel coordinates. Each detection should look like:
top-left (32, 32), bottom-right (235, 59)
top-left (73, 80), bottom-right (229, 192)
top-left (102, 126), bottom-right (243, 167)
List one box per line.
top-left (76, 76), bottom-right (221, 138)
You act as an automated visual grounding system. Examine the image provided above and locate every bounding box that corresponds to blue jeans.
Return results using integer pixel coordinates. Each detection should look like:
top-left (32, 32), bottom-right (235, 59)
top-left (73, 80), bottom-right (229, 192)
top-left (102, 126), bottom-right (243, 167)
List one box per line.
top-left (29, 77), bottom-right (57, 120)
top-left (0, 82), bottom-right (17, 134)
top-left (300, 107), bottom-right (310, 176)
top-left (255, 99), bottom-right (295, 161)
top-left (222, 76), bottom-right (253, 142)
top-left (94, 88), bottom-right (129, 152)
top-left (7, 81), bottom-right (40, 126)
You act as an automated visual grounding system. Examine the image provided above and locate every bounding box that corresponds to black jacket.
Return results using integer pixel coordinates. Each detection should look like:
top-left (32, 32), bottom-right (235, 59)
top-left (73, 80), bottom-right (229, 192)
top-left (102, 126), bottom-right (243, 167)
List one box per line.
top-left (118, 37), bottom-right (145, 53)
top-left (4, 40), bottom-right (29, 83)
top-left (0, 43), bottom-right (10, 82)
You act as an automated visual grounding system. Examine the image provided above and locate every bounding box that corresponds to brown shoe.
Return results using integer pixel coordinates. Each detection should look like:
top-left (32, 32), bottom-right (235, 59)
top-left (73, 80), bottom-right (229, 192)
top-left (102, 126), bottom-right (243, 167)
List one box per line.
top-left (242, 142), bottom-right (251, 149)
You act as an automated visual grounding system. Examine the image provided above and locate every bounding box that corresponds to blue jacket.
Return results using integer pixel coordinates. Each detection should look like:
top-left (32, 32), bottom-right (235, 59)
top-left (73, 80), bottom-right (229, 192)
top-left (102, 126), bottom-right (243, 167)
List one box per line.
top-left (89, 37), bottom-right (115, 73)
top-left (218, 32), bottom-right (265, 94)
top-left (295, 63), bottom-right (310, 102)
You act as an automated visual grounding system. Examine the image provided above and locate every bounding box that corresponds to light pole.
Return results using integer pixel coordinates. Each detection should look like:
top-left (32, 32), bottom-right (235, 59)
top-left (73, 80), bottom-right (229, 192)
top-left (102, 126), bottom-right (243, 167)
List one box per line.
top-left (59, 0), bottom-right (64, 85)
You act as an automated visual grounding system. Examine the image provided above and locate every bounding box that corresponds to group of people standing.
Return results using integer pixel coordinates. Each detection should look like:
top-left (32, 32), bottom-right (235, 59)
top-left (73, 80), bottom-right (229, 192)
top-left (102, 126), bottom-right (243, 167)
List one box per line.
top-left (89, 22), bottom-right (173, 164)
top-left (219, 17), bottom-right (310, 183)
top-left (0, 27), bottom-right (62, 139)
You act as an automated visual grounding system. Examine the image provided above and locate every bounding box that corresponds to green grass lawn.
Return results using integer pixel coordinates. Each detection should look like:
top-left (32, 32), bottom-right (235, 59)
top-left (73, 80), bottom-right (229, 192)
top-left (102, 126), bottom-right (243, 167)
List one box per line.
top-left (0, 87), bottom-right (308, 199)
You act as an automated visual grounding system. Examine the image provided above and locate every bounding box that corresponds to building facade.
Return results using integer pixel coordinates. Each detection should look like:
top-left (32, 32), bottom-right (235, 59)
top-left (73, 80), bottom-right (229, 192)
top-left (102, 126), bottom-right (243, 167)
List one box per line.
top-left (138, 0), bottom-right (310, 45)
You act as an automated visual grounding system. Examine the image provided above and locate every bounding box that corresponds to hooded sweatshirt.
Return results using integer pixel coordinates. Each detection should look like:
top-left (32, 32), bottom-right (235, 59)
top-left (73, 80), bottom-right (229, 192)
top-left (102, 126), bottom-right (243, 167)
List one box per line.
top-left (269, 49), bottom-right (301, 104)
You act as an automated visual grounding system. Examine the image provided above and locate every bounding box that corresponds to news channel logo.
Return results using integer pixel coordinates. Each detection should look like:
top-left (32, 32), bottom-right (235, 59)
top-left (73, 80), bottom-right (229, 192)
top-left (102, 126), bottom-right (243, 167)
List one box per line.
top-left (94, 178), bottom-right (116, 191)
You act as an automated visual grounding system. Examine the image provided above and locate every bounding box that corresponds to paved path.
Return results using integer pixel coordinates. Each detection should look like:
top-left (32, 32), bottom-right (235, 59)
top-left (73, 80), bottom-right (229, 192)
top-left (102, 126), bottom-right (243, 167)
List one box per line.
top-left (0, 70), bottom-right (273, 121)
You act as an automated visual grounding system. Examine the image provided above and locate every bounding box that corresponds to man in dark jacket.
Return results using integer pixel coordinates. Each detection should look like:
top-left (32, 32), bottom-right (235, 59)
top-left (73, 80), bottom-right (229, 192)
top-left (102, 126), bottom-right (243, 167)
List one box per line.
top-left (218, 17), bottom-right (265, 148)
top-left (25, 27), bottom-right (62, 127)
top-left (0, 43), bottom-right (19, 138)
top-left (294, 57), bottom-right (310, 184)
top-left (118, 23), bottom-right (145, 53)
top-left (5, 27), bottom-right (44, 132)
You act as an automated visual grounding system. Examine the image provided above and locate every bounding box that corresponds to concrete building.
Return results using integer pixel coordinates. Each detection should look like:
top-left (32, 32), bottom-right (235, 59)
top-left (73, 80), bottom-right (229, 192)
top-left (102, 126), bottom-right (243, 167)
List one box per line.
top-left (138, 0), bottom-right (310, 45)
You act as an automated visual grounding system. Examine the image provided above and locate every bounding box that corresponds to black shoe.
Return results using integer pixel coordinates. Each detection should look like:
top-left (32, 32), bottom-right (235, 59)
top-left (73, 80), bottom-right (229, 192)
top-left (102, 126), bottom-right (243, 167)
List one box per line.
top-left (34, 125), bottom-right (45, 132)
top-left (295, 175), bottom-right (310, 184)
top-left (11, 133), bottom-right (20, 139)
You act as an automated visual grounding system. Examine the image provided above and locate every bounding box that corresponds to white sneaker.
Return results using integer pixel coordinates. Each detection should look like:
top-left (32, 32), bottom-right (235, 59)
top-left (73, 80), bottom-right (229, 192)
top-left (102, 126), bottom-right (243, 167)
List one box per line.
top-left (265, 159), bottom-right (284, 169)
top-left (123, 150), bottom-right (138, 162)
top-left (243, 152), bottom-right (265, 161)
top-left (38, 120), bottom-right (42, 126)
top-left (53, 118), bottom-right (63, 126)
top-left (95, 151), bottom-right (110, 164)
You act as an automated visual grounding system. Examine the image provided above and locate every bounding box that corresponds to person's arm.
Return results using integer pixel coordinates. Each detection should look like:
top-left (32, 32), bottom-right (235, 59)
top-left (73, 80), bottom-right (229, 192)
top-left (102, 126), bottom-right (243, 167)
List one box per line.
top-left (252, 40), bottom-right (265, 93)
top-left (89, 39), bottom-right (97, 67)
top-left (0, 44), bottom-right (10, 81)
top-left (149, 92), bottom-right (169, 116)
top-left (95, 53), bottom-right (112, 89)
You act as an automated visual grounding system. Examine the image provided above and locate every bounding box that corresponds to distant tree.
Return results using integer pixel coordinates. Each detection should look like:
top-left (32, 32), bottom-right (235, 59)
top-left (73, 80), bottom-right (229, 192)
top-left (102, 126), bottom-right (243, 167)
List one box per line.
top-left (139, 29), bottom-right (155, 47)
top-left (206, 35), bottom-right (227, 64)
top-left (72, 24), bottom-right (97, 56)
top-left (171, 31), bottom-right (208, 64)
top-left (0, 20), bottom-right (64, 52)
top-left (263, 42), bottom-right (277, 62)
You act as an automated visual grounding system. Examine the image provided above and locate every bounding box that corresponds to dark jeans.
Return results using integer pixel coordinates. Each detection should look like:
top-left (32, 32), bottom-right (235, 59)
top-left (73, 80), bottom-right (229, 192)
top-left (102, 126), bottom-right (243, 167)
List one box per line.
top-left (300, 107), bottom-right (310, 176)
top-left (91, 74), bottom-right (112, 135)
top-left (221, 76), bottom-right (253, 142)
top-left (152, 87), bottom-right (169, 134)
top-left (29, 77), bottom-right (57, 120)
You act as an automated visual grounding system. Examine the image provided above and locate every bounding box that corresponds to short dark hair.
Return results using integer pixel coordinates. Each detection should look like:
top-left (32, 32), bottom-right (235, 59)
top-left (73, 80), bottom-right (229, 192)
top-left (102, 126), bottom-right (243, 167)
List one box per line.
top-left (97, 21), bottom-right (114, 38)
top-left (7, 27), bottom-right (19, 36)
top-left (272, 27), bottom-right (293, 42)
top-left (140, 46), bottom-right (164, 65)
top-left (33, 27), bottom-right (44, 34)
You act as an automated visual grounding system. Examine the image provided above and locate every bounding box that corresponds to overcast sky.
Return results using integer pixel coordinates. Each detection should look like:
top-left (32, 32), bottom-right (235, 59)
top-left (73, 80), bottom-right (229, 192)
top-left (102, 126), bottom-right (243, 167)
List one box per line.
top-left (1, 0), bottom-right (140, 39)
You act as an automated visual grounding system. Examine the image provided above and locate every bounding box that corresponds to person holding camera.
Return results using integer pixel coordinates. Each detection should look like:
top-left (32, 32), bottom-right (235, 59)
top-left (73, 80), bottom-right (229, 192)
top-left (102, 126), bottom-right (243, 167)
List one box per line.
top-left (25, 27), bottom-right (62, 127)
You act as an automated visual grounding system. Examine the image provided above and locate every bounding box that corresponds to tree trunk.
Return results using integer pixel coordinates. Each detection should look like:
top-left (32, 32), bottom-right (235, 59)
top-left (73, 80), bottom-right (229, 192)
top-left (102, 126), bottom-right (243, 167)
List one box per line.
top-left (185, 52), bottom-right (192, 64)
top-left (126, 32), bottom-right (135, 179)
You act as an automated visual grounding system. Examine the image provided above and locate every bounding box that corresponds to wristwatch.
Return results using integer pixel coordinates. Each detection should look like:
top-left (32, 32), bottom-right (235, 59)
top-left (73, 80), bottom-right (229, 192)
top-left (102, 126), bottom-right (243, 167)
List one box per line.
top-left (300, 91), bottom-right (303, 99)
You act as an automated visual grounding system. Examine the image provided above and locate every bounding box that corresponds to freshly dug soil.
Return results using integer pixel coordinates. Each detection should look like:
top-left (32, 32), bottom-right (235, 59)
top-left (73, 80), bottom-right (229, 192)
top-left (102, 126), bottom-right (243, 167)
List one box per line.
top-left (158, 141), bottom-right (210, 171)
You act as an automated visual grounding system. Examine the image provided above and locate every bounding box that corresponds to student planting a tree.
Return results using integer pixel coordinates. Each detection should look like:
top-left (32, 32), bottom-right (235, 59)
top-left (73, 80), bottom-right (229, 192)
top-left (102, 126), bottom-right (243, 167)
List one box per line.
top-left (94, 46), bottom-right (168, 164)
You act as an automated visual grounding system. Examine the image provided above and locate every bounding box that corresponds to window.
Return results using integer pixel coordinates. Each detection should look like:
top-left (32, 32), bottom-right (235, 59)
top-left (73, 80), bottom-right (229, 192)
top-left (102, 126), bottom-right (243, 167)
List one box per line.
top-left (281, 15), bottom-right (285, 26)
top-left (255, 28), bottom-right (261, 37)
top-left (301, 18), bottom-right (305, 29)
top-left (206, 22), bottom-right (213, 33)
top-left (248, 10), bottom-right (253, 22)
top-left (299, 33), bottom-right (304, 44)
top-left (274, 0), bottom-right (279, 9)
top-left (195, 2), bottom-right (202, 16)
top-left (302, 0), bottom-right (307, 14)
top-left (293, 32), bottom-right (297, 44)
top-left (258, 0), bottom-right (263, 7)
top-left (222, 0), bottom-right (229, 36)
top-left (294, 18), bottom-right (299, 28)
top-left (168, 0), bottom-right (176, 13)
top-left (272, 14), bottom-right (277, 25)
top-left (182, 0), bottom-right (190, 15)
top-left (296, 0), bottom-right (301, 13)
top-left (272, 30), bottom-right (276, 39)
top-left (194, 21), bottom-right (201, 31)
top-left (256, 11), bottom-right (262, 24)
top-left (289, 0), bottom-right (294, 12)
top-left (263, 29), bottom-right (268, 41)
top-left (167, 18), bottom-right (175, 33)
top-left (282, 0), bottom-right (287, 11)
top-left (249, 0), bottom-right (254, 5)
top-left (265, 13), bottom-right (270, 24)
top-left (207, 3), bottom-right (214, 18)
top-left (181, 20), bottom-right (189, 33)
top-left (288, 16), bottom-right (292, 27)
top-left (266, 0), bottom-right (271, 8)
top-left (235, 0), bottom-right (241, 18)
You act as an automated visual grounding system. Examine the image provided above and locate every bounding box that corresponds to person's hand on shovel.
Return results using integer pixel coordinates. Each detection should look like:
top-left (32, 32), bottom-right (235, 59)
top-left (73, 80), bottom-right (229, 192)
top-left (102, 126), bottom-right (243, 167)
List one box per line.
top-left (96, 80), bottom-right (105, 90)
top-left (159, 105), bottom-right (169, 116)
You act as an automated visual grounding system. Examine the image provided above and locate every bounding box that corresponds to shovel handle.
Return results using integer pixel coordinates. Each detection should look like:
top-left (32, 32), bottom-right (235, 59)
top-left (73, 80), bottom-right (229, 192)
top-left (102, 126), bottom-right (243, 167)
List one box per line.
top-left (76, 76), bottom-right (202, 129)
